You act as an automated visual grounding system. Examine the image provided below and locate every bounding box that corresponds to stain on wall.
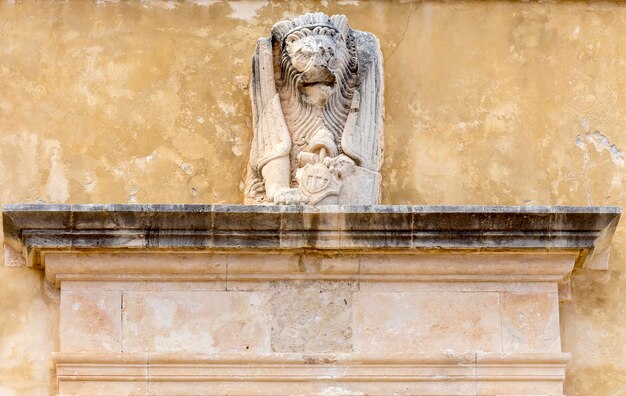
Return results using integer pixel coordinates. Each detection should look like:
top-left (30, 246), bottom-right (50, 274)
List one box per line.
top-left (1, 1), bottom-right (625, 394)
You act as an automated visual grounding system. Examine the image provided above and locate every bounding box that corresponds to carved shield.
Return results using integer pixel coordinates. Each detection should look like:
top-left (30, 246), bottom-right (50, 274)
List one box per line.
top-left (302, 163), bottom-right (332, 194)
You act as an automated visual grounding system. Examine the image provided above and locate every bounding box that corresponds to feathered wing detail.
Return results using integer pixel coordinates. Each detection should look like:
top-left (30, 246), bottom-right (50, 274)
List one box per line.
top-left (341, 32), bottom-right (384, 174)
top-left (245, 38), bottom-right (291, 203)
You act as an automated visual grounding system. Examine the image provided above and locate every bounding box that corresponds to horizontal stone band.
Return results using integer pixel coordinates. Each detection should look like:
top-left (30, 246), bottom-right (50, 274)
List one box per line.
top-left (2, 204), bottom-right (620, 269)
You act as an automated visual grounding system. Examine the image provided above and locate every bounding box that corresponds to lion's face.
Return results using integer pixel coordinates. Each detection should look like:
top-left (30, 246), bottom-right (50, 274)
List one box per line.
top-left (286, 35), bottom-right (339, 82)
top-left (285, 34), bottom-right (343, 106)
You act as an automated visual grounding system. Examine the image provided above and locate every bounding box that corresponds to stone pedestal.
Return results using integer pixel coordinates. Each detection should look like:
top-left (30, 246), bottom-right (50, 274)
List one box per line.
top-left (2, 205), bottom-right (620, 396)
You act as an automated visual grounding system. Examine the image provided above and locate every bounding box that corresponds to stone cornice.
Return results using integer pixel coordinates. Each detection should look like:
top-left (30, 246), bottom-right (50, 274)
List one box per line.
top-left (2, 204), bottom-right (620, 268)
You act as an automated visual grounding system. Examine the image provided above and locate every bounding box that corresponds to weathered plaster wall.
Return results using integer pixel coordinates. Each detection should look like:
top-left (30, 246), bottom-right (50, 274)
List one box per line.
top-left (0, 1), bottom-right (625, 395)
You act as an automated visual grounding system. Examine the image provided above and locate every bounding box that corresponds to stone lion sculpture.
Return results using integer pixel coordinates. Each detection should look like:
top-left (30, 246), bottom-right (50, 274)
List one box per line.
top-left (245, 12), bottom-right (383, 205)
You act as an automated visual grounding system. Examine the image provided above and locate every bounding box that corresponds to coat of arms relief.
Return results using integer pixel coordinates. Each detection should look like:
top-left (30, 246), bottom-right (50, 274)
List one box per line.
top-left (245, 12), bottom-right (384, 205)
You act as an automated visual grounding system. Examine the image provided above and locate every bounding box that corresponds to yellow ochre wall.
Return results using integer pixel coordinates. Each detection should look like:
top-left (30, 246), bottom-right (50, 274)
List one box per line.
top-left (1, 1), bottom-right (625, 394)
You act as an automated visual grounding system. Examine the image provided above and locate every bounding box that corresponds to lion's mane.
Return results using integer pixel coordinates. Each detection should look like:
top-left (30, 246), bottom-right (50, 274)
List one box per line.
top-left (271, 14), bottom-right (358, 183)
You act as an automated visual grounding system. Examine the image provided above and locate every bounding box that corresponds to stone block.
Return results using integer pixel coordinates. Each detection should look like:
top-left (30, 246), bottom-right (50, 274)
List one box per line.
top-left (352, 291), bottom-right (502, 354)
top-left (501, 292), bottom-right (561, 353)
top-left (60, 290), bottom-right (122, 353)
top-left (121, 291), bottom-right (271, 354)
top-left (269, 280), bottom-right (356, 353)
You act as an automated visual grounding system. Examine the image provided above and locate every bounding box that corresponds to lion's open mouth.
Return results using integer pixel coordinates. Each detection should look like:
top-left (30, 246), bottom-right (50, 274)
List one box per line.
top-left (301, 67), bottom-right (336, 88)
top-left (302, 80), bottom-right (336, 89)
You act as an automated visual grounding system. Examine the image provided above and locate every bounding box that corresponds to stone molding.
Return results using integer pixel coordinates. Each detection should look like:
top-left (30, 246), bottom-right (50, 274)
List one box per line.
top-left (54, 352), bottom-right (569, 395)
top-left (43, 252), bottom-right (576, 289)
top-left (2, 204), bottom-right (620, 269)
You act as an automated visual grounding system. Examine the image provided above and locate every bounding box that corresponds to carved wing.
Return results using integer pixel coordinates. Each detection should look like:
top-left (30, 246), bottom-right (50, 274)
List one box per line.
top-left (249, 38), bottom-right (291, 175)
top-left (341, 32), bottom-right (384, 173)
top-left (245, 38), bottom-right (291, 202)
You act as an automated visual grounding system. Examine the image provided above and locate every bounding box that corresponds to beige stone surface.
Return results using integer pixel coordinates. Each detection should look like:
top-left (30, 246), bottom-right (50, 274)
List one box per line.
top-left (60, 290), bottom-right (122, 353)
top-left (1, 1), bottom-right (626, 394)
top-left (122, 291), bottom-right (271, 354)
top-left (58, 380), bottom-right (149, 396)
top-left (46, 252), bottom-right (227, 287)
top-left (476, 380), bottom-right (564, 396)
top-left (358, 253), bottom-right (575, 277)
top-left (501, 292), bottom-right (561, 353)
top-left (353, 291), bottom-right (502, 354)
top-left (146, 379), bottom-right (476, 396)
top-left (269, 280), bottom-right (355, 353)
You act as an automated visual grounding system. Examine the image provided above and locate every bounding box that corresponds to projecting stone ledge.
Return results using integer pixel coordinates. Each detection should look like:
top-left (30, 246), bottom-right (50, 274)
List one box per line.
top-left (2, 204), bottom-right (621, 269)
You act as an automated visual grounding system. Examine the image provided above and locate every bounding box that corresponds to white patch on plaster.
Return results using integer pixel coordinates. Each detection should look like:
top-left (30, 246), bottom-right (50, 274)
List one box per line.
top-left (573, 25), bottom-right (580, 39)
top-left (318, 387), bottom-right (364, 395)
top-left (456, 120), bottom-right (479, 131)
top-left (228, 0), bottom-right (267, 20)
top-left (336, 0), bottom-right (360, 5)
top-left (577, 131), bottom-right (625, 167)
top-left (75, 46), bottom-right (105, 107)
top-left (45, 146), bottom-right (70, 203)
top-left (509, 45), bottom-right (525, 63)
top-left (147, 297), bottom-right (177, 329)
top-left (128, 187), bottom-right (138, 204)
top-left (218, 101), bottom-right (236, 116)
top-left (71, 302), bottom-right (80, 311)
top-left (581, 118), bottom-right (591, 132)
top-left (142, 0), bottom-right (178, 10)
top-left (194, 27), bottom-right (211, 38)
top-left (187, 0), bottom-right (219, 6)
top-left (84, 174), bottom-right (96, 193)
top-left (133, 154), bottom-right (155, 170)
top-left (231, 137), bottom-right (243, 156)
top-left (196, 116), bottom-right (205, 124)
top-left (611, 173), bottom-right (623, 189)
top-left (0, 386), bottom-right (18, 396)
top-left (179, 162), bottom-right (193, 175)
top-left (62, 31), bottom-right (80, 42)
